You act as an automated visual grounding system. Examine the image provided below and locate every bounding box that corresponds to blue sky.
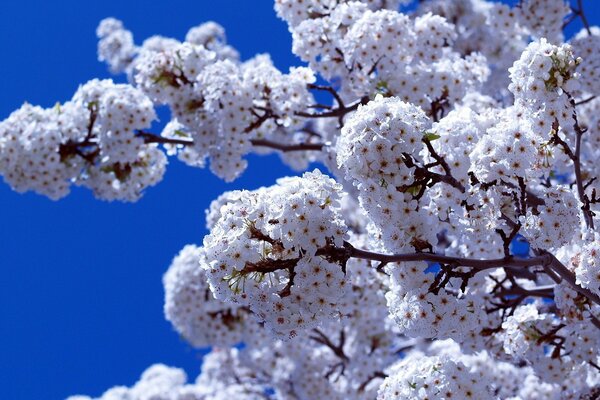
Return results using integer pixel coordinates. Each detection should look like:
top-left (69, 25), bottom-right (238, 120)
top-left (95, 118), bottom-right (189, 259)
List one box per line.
top-left (0, 1), bottom-right (299, 398)
top-left (0, 1), bottom-right (597, 399)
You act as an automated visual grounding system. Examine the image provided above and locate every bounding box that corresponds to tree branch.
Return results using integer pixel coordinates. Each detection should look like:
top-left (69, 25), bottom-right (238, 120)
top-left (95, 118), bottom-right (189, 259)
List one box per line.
top-left (140, 132), bottom-right (327, 153)
top-left (344, 243), bottom-right (550, 271)
top-left (250, 139), bottom-right (325, 152)
top-left (295, 96), bottom-right (370, 127)
top-left (137, 131), bottom-right (194, 146)
top-left (567, 94), bottom-right (595, 230)
top-left (575, 0), bottom-right (593, 36)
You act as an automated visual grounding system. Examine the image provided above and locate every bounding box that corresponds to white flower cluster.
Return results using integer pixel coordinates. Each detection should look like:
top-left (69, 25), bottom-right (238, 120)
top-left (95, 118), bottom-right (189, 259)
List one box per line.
top-left (96, 18), bottom-right (136, 74)
top-left (283, 1), bottom-right (488, 111)
top-left (571, 27), bottom-right (600, 96)
top-left (517, 0), bottom-right (570, 43)
top-left (575, 237), bottom-right (600, 293)
top-left (0, 79), bottom-right (165, 201)
top-left (337, 96), bottom-right (428, 192)
top-left (427, 99), bottom-right (508, 259)
top-left (577, 96), bottom-right (600, 225)
top-left (426, 339), bottom-right (599, 400)
top-left (274, 0), bottom-right (410, 28)
top-left (418, 0), bottom-right (527, 98)
top-left (386, 261), bottom-right (487, 341)
top-left (163, 245), bottom-right (259, 348)
top-left (159, 230), bottom-right (400, 400)
top-left (500, 302), bottom-right (600, 386)
top-left (202, 170), bottom-right (349, 338)
top-left (184, 21), bottom-right (239, 60)
top-left (378, 353), bottom-right (492, 400)
top-left (72, 79), bottom-right (165, 202)
top-left (233, 238), bottom-right (399, 400)
top-left (509, 38), bottom-right (580, 137)
top-left (501, 303), bottom-right (548, 357)
top-left (193, 57), bottom-right (315, 180)
top-left (336, 97), bottom-right (502, 343)
top-left (337, 96), bottom-right (438, 252)
top-left (0, 102), bottom-right (87, 199)
top-left (68, 350), bottom-right (268, 400)
top-left (521, 186), bottom-right (581, 250)
top-left (470, 107), bottom-right (542, 183)
top-left (97, 18), bottom-right (318, 182)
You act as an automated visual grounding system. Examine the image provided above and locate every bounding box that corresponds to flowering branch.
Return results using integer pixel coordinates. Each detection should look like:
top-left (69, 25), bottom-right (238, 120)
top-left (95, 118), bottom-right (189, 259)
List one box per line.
top-left (242, 232), bottom-right (600, 312)
top-left (566, 94), bottom-right (595, 229)
top-left (295, 95), bottom-right (370, 127)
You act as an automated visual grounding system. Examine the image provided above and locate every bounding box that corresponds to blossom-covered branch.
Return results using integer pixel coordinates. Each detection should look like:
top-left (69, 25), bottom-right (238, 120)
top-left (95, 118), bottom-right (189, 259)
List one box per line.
top-left (4, 0), bottom-right (600, 399)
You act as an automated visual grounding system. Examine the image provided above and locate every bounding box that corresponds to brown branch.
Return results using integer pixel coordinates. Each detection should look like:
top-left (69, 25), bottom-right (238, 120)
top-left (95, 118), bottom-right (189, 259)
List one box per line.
top-left (567, 94), bottom-right (595, 229)
top-left (244, 108), bottom-right (279, 133)
top-left (496, 284), bottom-right (555, 299)
top-left (575, 95), bottom-right (596, 107)
top-left (580, 385), bottom-right (600, 400)
top-left (429, 92), bottom-right (449, 122)
top-left (85, 102), bottom-right (98, 141)
top-left (575, 0), bottom-right (592, 36)
top-left (422, 137), bottom-right (466, 193)
top-left (238, 228), bottom-right (600, 312)
top-left (496, 221), bottom-right (522, 258)
top-left (344, 242), bottom-right (551, 271)
top-left (549, 103), bottom-right (595, 230)
top-left (357, 371), bottom-right (387, 392)
top-left (250, 139), bottom-right (325, 152)
top-left (140, 131), bottom-right (327, 153)
top-left (295, 96), bottom-right (370, 127)
top-left (539, 250), bottom-right (600, 306)
top-left (307, 83), bottom-right (345, 109)
top-left (562, 11), bottom-right (579, 30)
top-left (400, 152), bottom-right (465, 198)
top-left (59, 104), bottom-right (100, 163)
top-left (137, 131), bottom-right (194, 146)
top-left (549, 120), bottom-right (575, 160)
top-left (590, 314), bottom-right (600, 330)
top-left (500, 180), bottom-right (545, 209)
top-left (310, 328), bottom-right (349, 362)
top-left (242, 257), bottom-right (300, 274)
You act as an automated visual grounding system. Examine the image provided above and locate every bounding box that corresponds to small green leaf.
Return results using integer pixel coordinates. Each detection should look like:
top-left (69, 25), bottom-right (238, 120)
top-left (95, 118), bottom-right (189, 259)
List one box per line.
top-left (87, 100), bottom-right (98, 110)
top-left (406, 184), bottom-right (421, 196)
top-left (320, 196), bottom-right (332, 209)
top-left (173, 129), bottom-right (188, 138)
top-left (423, 132), bottom-right (441, 141)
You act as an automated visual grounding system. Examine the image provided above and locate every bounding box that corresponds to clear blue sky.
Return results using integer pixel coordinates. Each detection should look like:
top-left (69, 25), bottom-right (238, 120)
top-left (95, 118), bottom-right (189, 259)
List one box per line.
top-left (0, 1), bottom-right (597, 399)
top-left (0, 1), bottom-right (299, 398)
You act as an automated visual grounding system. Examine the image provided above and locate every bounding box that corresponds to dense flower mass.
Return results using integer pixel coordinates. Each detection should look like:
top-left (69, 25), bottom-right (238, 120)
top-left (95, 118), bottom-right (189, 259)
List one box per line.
top-left (0, 79), bottom-right (165, 201)
top-left (5, 0), bottom-right (600, 398)
top-left (163, 245), bottom-right (259, 348)
top-left (201, 169), bottom-right (349, 338)
top-left (378, 353), bottom-right (492, 400)
top-left (576, 236), bottom-right (600, 293)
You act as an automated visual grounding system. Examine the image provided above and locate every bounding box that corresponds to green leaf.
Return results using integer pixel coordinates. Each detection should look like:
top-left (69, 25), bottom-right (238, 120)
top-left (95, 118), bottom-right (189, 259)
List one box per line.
top-left (173, 129), bottom-right (188, 138)
top-left (423, 132), bottom-right (441, 141)
top-left (406, 184), bottom-right (421, 196)
top-left (87, 100), bottom-right (98, 111)
top-left (376, 80), bottom-right (388, 90)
